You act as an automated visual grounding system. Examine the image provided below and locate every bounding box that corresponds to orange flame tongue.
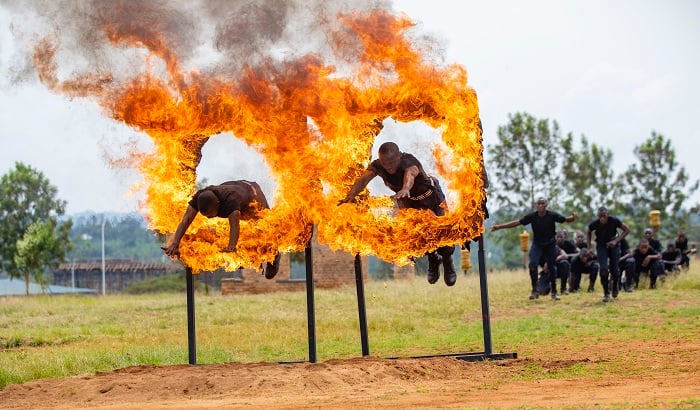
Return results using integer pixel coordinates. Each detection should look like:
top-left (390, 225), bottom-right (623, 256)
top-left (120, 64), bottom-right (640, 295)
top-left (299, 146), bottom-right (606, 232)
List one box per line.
top-left (33, 9), bottom-right (485, 272)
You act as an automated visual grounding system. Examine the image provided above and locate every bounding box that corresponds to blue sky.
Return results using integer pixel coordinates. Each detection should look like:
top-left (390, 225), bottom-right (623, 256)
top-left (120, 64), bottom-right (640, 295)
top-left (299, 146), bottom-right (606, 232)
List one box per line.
top-left (1, 0), bottom-right (699, 214)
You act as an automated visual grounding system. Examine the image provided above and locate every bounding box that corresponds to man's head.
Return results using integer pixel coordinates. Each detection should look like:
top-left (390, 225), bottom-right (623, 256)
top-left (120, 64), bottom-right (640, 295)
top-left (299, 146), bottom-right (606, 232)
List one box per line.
top-left (638, 238), bottom-right (651, 254)
top-left (677, 230), bottom-right (686, 240)
top-left (597, 206), bottom-right (609, 223)
top-left (643, 228), bottom-right (653, 239)
top-left (535, 197), bottom-right (548, 213)
top-left (580, 247), bottom-right (594, 261)
top-left (574, 231), bottom-right (585, 244)
top-left (377, 142), bottom-right (401, 174)
top-left (555, 230), bottom-right (565, 245)
top-left (197, 191), bottom-right (220, 218)
top-left (666, 241), bottom-right (676, 251)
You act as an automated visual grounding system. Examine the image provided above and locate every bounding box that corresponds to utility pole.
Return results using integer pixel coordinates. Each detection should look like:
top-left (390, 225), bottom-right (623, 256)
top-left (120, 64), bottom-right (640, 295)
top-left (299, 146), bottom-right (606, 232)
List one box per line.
top-left (101, 216), bottom-right (106, 296)
top-left (71, 259), bottom-right (75, 292)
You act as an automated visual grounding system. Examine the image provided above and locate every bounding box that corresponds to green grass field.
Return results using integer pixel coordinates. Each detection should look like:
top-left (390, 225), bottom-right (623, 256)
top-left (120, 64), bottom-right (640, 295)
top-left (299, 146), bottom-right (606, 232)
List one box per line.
top-left (1, 264), bottom-right (699, 389)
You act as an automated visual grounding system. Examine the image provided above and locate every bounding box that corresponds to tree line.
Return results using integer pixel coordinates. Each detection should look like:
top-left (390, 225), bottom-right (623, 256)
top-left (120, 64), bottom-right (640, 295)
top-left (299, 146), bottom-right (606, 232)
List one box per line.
top-left (487, 112), bottom-right (699, 268)
top-left (2, 112), bottom-right (698, 290)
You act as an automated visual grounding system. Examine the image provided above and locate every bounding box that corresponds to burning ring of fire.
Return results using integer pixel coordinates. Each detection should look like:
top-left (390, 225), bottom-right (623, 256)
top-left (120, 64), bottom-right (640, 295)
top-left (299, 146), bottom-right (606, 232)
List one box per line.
top-left (33, 9), bottom-right (486, 273)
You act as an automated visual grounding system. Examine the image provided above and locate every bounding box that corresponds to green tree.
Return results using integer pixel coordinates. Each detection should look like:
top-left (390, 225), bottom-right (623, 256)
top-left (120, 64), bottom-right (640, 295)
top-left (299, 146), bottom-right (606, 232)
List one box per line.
top-left (561, 133), bottom-right (621, 222)
top-left (14, 219), bottom-right (72, 295)
top-left (0, 162), bottom-right (73, 288)
top-left (618, 132), bottom-right (699, 238)
top-left (67, 213), bottom-right (164, 263)
top-left (486, 113), bottom-right (566, 269)
top-left (487, 112), bottom-right (565, 211)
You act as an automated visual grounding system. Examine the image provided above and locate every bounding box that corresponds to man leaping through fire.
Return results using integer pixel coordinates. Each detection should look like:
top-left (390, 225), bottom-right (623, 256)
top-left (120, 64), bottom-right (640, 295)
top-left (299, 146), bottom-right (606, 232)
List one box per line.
top-left (338, 141), bottom-right (457, 286)
top-left (162, 180), bottom-right (281, 279)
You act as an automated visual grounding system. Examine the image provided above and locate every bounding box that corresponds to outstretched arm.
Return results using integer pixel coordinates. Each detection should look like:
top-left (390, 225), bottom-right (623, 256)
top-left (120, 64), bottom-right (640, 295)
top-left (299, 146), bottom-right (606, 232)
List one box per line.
top-left (491, 219), bottom-right (521, 232)
top-left (338, 169), bottom-right (377, 205)
top-left (565, 212), bottom-right (577, 223)
top-left (651, 225), bottom-right (659, 238)
top-left (223, 210), bottom-right (241, 252)
top-left (162, 205), bottom-right (198, 257)
top-left (393, 165), bottom-right (420, 199)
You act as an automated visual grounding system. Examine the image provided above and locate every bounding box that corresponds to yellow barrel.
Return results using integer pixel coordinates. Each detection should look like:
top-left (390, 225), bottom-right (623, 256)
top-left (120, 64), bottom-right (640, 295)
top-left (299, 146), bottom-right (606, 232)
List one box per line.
top-left (648, 210), bottom-right (661, 228)
top-left (460, 248), bottom-right (472, 272)
top-left (519, 230), bottom-right (530, 252)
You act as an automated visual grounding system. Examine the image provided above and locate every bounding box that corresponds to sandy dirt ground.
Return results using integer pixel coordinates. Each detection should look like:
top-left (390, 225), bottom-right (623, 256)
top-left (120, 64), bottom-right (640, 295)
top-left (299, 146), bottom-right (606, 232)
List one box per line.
top-left (2, 338), bottom-right (699, 409)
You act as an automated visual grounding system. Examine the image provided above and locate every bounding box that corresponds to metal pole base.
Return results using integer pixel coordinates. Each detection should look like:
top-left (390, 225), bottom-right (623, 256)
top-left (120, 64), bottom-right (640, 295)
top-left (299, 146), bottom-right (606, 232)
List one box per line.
top-left (386, 351), bottom-right (517, 362)
top-left (454, 352), bottom-right (518, 362)
top-left (305, 240), bottom-right (317, 363)
top-left (186, 266), bottom-right (196, 365)
top-left (355, 254), bottom-right (370, 356)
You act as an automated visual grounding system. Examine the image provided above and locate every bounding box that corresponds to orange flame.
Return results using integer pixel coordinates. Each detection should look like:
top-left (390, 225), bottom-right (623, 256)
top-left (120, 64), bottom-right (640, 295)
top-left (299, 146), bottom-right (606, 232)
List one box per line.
top-left (33, 9), bottom-right (485, 272)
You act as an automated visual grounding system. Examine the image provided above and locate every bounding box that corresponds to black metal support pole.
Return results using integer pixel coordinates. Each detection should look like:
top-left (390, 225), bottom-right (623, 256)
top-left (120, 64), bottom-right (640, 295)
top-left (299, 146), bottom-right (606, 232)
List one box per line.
top-left (354, 254), bottom-right (370, 356)
top-left (305, 240), bottom-right (317, 363)
top-left (186, 266), bottom-right (197, 365)
top-left (477, 236), bottom-right (493, 355)
top-left (454, 235), bottom-right (516, 362)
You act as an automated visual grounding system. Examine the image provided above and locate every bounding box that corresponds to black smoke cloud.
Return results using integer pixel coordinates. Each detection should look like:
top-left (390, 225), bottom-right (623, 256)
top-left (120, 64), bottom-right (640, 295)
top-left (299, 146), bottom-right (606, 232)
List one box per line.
top-left (1, 0), bottom-right (419, 87)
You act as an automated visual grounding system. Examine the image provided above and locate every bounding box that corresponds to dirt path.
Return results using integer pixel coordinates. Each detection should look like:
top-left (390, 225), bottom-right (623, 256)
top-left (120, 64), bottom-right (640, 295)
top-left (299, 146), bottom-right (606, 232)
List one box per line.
top-left (2, 338), bottom-right (699, 409)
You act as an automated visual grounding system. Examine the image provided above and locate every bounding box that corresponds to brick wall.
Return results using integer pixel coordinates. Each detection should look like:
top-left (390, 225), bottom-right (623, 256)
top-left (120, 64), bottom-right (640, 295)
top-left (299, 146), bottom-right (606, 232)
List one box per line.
top-left (393, 263), bottom-right (416, 280)
top-left (221, 231), bottom-right (374, 295)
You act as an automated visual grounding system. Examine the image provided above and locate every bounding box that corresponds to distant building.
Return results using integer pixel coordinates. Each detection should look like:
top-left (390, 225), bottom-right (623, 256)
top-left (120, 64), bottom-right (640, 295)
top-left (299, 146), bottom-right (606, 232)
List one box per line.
top-left (51, 233), bottom-right (422, 296)
top-left (51, 259), bottom-right (180, 294)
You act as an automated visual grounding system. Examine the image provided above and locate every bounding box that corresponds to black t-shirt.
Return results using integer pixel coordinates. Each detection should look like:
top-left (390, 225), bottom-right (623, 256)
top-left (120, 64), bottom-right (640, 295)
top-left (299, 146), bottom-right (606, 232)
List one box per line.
top-left (588, 216), bottom-right (624, 244)
top-left (661, 249), bottom-right (681, 263)
top-left (571, 253), bottom-right (595, 272)
top-left (560, 239), bottom-right (578, 255)
top-left (189, 180), bottom-right (260, 219)
top-left (648, 238), bottom-right (662, 253)
top-left (676, 237), bottom-right (689, 254)
top-left (520, 211), bottom-right (567, 245)
top-left (368, 153), bottom-right (433, 198)
top-left (632, 247), bottom-right (659, 267)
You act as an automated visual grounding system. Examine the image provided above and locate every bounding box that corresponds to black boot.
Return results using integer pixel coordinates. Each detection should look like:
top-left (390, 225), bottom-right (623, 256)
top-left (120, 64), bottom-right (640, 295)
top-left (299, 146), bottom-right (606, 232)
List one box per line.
top-left (264, 253), bottom-right (281, 279)
top-left (589, 270), bottom-right (598, 292)
top-left (443, 254), bottom-right (457, 286)
top-left (529, 266), bottom-right (539, 299)
top-left (550, 276), bottom-right (560, 300)
top-left (427, 252), bottom-right (441, 284)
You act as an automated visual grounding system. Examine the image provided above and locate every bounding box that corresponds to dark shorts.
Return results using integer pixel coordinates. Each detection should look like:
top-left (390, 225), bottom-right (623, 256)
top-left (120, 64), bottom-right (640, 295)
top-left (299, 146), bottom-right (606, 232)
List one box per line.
top-left (396, 177), bottom-right (446, 216)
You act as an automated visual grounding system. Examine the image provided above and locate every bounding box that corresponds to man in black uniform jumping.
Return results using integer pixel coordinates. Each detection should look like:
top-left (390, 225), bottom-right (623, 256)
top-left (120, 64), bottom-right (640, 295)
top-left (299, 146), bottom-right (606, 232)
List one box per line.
top-left (162, 180), bottom-right (281, 279)
top-left (338, 142), bottom-right (457, 286)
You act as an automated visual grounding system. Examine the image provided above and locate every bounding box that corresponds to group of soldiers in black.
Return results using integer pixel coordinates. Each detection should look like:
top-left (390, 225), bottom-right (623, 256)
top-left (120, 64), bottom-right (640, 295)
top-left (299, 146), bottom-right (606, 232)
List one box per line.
top-left (492, 199), bottom-right (695, 302)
